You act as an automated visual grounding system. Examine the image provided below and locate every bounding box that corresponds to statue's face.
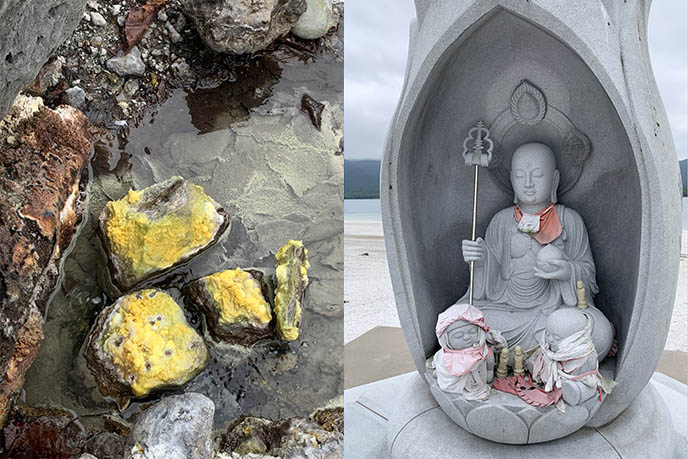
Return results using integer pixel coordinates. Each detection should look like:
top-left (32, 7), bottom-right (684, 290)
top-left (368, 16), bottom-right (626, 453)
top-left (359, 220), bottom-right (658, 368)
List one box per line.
top-left (511, 144), bottom-right (557, 207)
top-left (445, 321), bottom-right (480, 349)
top-left (544, 328), bottom-right (563, 352)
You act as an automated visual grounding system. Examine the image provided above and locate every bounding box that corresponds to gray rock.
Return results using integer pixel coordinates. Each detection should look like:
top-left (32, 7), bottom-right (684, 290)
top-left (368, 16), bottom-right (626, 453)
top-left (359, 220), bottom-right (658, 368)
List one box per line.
top-left (126, 393), bottom-right (215, 459)
top-left (62, 86), bottom-right (86, 109)
top-left (292, 0), bottom-right (332, 40)
top-left (171, 58), bottom-right (193, 80)
top-left (0, 0), bottom-right (86, 118)
top-left (90, 11), bottom-right (106, 26)
top-left (166, 21), bottom-right (182, 43)
top-left (106, 46), bottom-right (145, 77)
top-left (182, 0), bottom-right (306, 54)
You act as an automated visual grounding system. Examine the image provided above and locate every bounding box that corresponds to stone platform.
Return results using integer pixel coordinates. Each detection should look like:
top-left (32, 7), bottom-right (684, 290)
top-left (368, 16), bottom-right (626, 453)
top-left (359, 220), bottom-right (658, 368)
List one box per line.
top-left (344, 372), bottom-right (687, 459)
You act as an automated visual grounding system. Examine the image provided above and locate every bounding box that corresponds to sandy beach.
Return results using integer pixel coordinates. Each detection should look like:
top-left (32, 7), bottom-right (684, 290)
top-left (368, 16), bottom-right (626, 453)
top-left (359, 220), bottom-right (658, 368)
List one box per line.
top-left (345, 219), bottom-right (688, 352)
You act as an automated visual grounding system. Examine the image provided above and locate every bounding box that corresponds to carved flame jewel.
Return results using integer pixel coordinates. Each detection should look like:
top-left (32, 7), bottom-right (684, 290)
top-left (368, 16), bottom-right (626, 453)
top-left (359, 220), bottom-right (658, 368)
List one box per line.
top-left (510, 81), bottom-right (547, 125)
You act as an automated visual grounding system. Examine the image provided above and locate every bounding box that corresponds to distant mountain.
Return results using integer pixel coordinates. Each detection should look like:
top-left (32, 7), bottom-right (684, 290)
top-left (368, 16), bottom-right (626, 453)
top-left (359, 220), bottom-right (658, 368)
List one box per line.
top-left (345, 159), bottom-right (381, 199)
top-left (344, 159), bottom-right (687, 198)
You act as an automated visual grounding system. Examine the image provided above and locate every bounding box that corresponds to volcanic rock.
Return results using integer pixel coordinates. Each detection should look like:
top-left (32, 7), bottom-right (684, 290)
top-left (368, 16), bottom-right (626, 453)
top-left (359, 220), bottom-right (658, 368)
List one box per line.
top-left (0, 96), bottom-right (91, 425)
top-left (182, 0), bottom-right (306, 54)
top-left (84, 289), bottom-right (209, 401)
top-left (98, 176), bottom-right (230, 291)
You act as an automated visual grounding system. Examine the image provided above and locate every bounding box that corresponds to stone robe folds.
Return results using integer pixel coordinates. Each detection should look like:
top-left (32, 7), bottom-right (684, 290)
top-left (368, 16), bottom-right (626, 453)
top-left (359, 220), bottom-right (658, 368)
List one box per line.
top-left (457, 204), bottom-right (599, 353)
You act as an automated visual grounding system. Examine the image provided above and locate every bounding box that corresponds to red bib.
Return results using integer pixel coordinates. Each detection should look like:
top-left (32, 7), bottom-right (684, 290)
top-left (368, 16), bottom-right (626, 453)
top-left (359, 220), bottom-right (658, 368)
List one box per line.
top-left (513, 204), bottom-right (563, 245)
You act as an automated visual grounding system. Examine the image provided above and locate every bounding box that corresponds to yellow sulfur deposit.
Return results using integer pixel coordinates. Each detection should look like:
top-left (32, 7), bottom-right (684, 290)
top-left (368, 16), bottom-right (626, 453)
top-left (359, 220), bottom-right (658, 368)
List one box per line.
top-left (205, 268), bottom-right (272, 326)
top-left (103, 180), bottom-right (220, 282)
top-left (102, 289), bottom-right (208, 397)
top-left (274, 240), bottom-right (310, 341)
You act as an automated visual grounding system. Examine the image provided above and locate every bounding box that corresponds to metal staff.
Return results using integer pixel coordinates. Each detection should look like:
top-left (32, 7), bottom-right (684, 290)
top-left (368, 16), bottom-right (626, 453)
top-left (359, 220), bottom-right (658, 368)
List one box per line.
top-left (462, 121), bottom-right (493, 305)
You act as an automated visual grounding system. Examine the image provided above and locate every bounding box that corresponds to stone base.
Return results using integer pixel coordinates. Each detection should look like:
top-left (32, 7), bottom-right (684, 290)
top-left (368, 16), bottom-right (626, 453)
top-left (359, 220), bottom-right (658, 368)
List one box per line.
top-left (344, 372), bottom-right (687, 459)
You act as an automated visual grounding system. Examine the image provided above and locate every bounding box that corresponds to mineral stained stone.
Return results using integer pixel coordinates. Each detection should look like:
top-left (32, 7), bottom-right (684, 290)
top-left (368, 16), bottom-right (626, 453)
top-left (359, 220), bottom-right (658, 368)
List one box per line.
top-left (0, 97), bottom-right (91, 425)
top-left (99, 176), bottom-right (230, 291)
top-left (185, 268), bottom-right (274, 346)
top-left (84, 289), bottom-right (209, 400)
top-left (274, 240), bottom-right (310, 341)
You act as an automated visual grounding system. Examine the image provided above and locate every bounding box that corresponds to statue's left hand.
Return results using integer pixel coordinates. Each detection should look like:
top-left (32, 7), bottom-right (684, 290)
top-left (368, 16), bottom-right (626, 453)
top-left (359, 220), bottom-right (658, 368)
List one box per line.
top-left (533, 259), bottom-right (571, 281)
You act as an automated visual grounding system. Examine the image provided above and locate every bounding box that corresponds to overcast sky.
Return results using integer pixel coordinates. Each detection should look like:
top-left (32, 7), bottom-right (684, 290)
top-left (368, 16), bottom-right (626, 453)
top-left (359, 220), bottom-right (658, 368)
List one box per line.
top-left (344, 2), bottom-right (687, 161)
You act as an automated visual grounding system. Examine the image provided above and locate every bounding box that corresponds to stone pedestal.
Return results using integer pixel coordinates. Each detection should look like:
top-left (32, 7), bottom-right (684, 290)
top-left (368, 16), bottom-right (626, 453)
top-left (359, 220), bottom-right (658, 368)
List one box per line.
top-left (344, 372), bottom-right (687, 459)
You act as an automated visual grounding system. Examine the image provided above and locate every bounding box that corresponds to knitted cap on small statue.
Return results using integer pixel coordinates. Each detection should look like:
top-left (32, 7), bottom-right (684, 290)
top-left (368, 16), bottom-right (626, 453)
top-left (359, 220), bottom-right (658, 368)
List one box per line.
top-left (436, 303), bottom-right (490, 338)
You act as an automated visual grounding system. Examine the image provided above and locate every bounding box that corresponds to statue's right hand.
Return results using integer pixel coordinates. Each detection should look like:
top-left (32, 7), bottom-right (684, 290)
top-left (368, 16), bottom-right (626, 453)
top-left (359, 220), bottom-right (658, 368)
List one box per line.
top-left (462, 238), bottom-right (485, 264)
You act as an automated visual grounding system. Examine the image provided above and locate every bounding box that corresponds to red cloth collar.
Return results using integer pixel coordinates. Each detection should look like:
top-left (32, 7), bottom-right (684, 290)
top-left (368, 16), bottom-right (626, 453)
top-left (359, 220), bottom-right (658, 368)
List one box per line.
top-left (513, 204), bottom-right (563, 245)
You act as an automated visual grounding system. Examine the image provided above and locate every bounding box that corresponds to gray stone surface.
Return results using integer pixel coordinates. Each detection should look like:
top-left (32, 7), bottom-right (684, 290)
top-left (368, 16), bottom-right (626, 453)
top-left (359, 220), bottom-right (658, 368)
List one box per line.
top-left (380, 0), bottom-right (682, 439)
top-left (106, 46), bottom-right (145, 77)
top-left (345, 371), bottom-right (687, 459)
top-left (292, 0), bottom-right (332, 40)
top-left (0, 0), bottom-right (87, 118)
top-left (126, 393), bottom-right (215, 459)
top-left (182, 0), bottom-right (306, 54)
top-left (62, 86), bottom-right (86, 109)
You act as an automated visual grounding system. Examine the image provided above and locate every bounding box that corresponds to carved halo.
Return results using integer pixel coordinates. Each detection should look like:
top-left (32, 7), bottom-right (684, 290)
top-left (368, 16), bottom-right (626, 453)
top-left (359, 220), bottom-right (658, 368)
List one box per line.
top-left (483, 80), bottom-right (592, 195)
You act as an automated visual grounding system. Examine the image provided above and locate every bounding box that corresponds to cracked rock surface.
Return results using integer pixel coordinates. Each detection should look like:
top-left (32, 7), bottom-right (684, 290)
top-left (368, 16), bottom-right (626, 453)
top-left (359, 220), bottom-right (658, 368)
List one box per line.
top-left (0, 95), bottom-right (91, 425)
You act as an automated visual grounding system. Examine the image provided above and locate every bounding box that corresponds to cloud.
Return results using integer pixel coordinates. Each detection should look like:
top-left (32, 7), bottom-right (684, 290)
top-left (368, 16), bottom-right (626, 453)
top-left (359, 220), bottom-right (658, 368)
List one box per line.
top-left (345, 2), bottom-right (687, 160)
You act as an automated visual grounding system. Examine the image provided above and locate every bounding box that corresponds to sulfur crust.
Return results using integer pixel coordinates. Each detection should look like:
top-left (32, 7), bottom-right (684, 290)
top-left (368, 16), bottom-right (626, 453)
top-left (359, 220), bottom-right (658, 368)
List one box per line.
top-left (274, 240), bottom-right (310, 341)
top-left (102, 289), bottom-right (208, 396)
top-left (205, 268), bottom-right (272, 326)
top-left (104, 183), bottom-right (218, 277)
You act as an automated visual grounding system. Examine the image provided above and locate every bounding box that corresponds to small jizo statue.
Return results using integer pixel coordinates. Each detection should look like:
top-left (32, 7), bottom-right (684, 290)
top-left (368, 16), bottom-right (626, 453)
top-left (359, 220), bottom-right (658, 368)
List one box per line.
top-left (433, 303), bottom-right (506, 401)
top-left (527, 308), bottom-right (614, 409)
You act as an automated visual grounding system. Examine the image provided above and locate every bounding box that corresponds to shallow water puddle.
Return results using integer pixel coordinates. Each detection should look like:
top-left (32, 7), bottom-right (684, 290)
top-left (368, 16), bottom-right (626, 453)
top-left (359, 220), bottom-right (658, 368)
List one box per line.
top-left (22, 47), bottom-right (343, 432)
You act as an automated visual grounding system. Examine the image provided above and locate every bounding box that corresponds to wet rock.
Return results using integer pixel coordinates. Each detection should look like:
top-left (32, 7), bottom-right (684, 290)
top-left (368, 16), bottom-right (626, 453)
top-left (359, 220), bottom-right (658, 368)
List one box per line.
top-left (171, 58), bottom-right (194, 80)
top-left (274, 240), bottom-right (310, 341)
top-left (0, 96), bottom-right (91, 425)
top-left (182, 0), bottom-right (306, 54)
top-left (106, 46), bottom-right (146, 77)
top-left (301, 93), bottom-right (325, 130)
top-left (125, 393), bottom-right (214, 459)
top-left (91, 11), bottom-right (106, 26)
top-left (292, 0), bottom-right (332, 40)
top-left (220, 414), bottom-right (342, 458)
top-left (83, 431), bottom-right (126, 459)
top-left (166, 21), bottom-right (183, 43)
top-left (98, 176), bottom-right (230, 291)
top-left (0, 0), bottom-right (87, 118)
top-left (185, 268), bottom-right (274, 346)
top-left (24, 57), bottom-right (65, 95)
top-left (62, 86), bottom-right (86, 109)
top-left (1, 404), bottom-right (86, 458)
top-left (84, 289), bottom-right (209, 400)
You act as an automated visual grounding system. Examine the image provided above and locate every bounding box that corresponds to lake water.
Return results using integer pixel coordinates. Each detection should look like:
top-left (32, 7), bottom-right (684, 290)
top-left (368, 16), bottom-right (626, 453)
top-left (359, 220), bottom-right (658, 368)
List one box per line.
top-left (346, 198), bottom-right (688, 229)
top-left (344, 198), bottom-right (381, 220)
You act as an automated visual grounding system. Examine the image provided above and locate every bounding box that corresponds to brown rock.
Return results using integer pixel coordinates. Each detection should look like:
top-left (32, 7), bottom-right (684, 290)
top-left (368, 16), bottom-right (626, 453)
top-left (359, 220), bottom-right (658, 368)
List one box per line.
top-left (0, 98), bottom-right (91, 426)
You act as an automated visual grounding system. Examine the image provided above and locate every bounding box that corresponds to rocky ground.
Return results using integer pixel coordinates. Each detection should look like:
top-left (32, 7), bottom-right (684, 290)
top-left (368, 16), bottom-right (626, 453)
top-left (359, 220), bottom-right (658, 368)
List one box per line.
top-left (20, 0), bottom-right (343, 128)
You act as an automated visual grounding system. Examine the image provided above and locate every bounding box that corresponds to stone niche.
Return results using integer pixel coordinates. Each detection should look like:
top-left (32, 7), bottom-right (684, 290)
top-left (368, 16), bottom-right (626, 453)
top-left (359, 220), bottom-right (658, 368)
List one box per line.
top-left (382, 0), bottom-right (681, 445)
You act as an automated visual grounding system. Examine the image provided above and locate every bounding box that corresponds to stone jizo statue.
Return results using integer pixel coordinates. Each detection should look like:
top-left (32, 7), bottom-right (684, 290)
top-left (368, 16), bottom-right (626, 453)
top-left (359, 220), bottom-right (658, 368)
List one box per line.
top-left (432, 303), bottom-right (505, 401)
top-left (459, 142), bottom-right (613, 358)
top-left (527, 308), bottom-right (614, 409)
